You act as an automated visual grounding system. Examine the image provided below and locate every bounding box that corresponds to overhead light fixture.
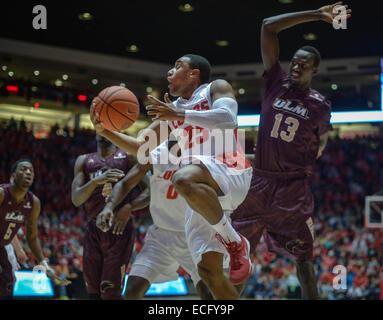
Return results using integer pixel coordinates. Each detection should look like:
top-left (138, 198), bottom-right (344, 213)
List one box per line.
top-left (279, 0), bottom-right (294, 4)
top-left (238, 88), bottom-right (245, 95)
top-left (126, 45), bottom-right (139, 53)
top-left (55, 79), bottom-right (63, 87)
top-left (92, 78), bottom-right (98, 85)
top-left (178, 3), bottom-right (194, 12)
top-left (31, 86), bottom-right (38, 92)
top-left (146, 87), bottom-right (153, 93)
top-left (216, 40), bottom-right (229, 47)
top-left (303, 33), bottom-right (317, 41)
top-left (120, 83), bottom-right (126, 87)
top-left (331, 83), bottom-right (338, 90)
top-left (8, 71), bottom-right (14, 77)
top-left (62, 74), bottom-right (69, 80)
top-left (34, 70), bottom-right (40, 76)
top-left (78, 12), bottom-right (93, 21)
top-left (1, 65), bottom-right (7, 71)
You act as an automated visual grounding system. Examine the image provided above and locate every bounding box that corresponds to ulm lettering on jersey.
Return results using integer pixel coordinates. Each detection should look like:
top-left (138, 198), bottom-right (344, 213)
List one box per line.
top-left (5, 211), bottom-right (25, 223)
top-left (273, 98), bottom-right (308, 119)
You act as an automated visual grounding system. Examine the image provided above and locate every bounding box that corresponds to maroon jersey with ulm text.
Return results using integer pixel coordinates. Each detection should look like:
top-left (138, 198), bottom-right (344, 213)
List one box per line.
top-left (82, 150), bottom-right (140, 221)
top-left (254, 61), bottom-right (332, 174)
top-left (0, 184), bottom-right (34, 247)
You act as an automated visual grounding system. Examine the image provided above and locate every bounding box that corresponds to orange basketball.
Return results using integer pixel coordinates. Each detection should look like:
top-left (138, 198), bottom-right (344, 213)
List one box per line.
top-left (92, 86), bottom-right (140, 131)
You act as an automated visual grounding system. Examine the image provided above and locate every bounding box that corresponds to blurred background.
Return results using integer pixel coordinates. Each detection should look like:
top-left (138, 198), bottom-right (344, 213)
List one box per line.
top-left (0, 0), bottom-right (382, 299)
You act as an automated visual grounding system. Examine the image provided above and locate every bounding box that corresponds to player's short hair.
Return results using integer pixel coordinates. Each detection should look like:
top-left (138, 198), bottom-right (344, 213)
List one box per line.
top-left (299, 46), bottom-right (321, 67)
top-left (183, 54), bottom-right (211, 84)
top-left (11, 159), bottom-right (33, 173)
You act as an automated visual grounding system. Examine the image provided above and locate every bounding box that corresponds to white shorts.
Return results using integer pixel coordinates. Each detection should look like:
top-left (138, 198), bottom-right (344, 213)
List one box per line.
top-left (181, 155), bottom-right (253, 265)
top-left (129, 225), bottom-right (201, 286)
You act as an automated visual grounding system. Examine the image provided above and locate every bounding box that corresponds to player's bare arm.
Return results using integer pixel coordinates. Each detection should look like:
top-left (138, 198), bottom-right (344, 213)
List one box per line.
top-left (317, 132), bottom-right (329, 159)
top-left (0, 187), bottom-right (4, 206)
top-left (71, 154), bottom-right (125, 207)
top-left (261, 2), bottom-right (351, 71)
top-left (11, 235), bottom-right (28, 264)
top-left (90, 100), bottom-right (170, 155)
top-left (96, 162), bottom-right (152, 232)
top-left (26, 195), bottom-right (71, 285)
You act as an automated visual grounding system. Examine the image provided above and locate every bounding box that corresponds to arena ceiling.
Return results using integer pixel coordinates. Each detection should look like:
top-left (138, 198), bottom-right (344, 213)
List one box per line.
top-left (0, 0), bottom-right (381, 66)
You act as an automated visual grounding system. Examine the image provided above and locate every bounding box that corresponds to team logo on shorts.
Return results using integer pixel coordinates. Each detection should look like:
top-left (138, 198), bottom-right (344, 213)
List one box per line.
top-left (286, 239), bottom-right (305, 254)
top-left (100, 280), bottom-right (115, 293)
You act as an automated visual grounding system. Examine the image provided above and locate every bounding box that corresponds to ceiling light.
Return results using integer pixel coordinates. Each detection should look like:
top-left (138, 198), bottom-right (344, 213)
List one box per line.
top-left (31, 86), bottom-right (38, 92)
top-left (78, 12), bottom-right (93, 21)
top-left (62, 74), bottom-right (69, 80)
top-left (120, 83), bottom-right (126, 87)
top-left (8, 71), bottom-right (14, 77)
top-left (178, 3), bottom-right (194, 12)
top-left (331, 83), bottom-right (338, 90)
top-left (55, 79), bottom-right (63, 87)
top-left (126, 45), bottom-right (139, 53)
top-left (303, 33), bottom-right (317, 41)
top-left (92, 79), bottom-right (98, 85)
top-left (238, 88), bottom-right (245, 95)
top-left (1, 66), bottom-right (7, 71)
top-left (279, 0), bottom-right (294, 4)
top-left (146, 87), bottom-right (153, 93)
top-left (216, 40), bottom-right (229, 47)
top-left (34, 70), bottom-right (40, 76)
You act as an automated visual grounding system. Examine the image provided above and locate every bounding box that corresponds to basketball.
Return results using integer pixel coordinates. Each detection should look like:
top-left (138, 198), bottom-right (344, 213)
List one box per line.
top-left (92, 86), bottom-right (140, 131)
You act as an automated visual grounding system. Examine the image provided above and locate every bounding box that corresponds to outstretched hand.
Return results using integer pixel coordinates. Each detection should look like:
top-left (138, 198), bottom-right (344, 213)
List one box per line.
top-left (90, 99), bottom-right (106, 134)
top-left (146, 93), bottom-right (185, 122)
top-left (318, 2), bottom-right (351, 25)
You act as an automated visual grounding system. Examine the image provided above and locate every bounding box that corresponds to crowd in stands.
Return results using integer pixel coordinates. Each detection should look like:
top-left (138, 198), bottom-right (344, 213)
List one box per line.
top-left (0, 119), bottom-right (382, 299)
top-left (1, 77), bottom-right (380, 115)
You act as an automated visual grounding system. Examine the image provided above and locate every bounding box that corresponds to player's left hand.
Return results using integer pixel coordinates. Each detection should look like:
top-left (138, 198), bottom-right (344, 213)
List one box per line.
top-left (318, 2), bottom-right (351, 25)
top-left (146, 93), bottom-right (185, 122)
top-left (112, 203), bottom-right (132, 236)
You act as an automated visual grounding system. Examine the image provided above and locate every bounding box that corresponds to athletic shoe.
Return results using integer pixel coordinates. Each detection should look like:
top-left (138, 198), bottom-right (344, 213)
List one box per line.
top-left (216, 233), bottom-right (253, 285)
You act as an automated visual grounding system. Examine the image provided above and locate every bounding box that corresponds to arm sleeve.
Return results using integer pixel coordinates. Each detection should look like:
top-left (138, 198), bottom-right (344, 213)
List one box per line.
top-left (184, 97), bottom-right (238, 129)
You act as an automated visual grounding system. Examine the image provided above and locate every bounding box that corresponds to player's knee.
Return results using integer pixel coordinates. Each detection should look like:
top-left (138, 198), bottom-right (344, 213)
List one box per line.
top-left (172, 172), bottom-right (193, 196)
top-left (124, 277), bottom-right (149, 300)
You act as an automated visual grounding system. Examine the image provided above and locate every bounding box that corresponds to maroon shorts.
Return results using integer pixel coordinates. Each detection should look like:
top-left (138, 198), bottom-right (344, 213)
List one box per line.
top-left (231, 171), bottom-right (315, 261)
top-left (0, 246), bottom-right (14, 297)
top-left (83, 220), bottom-right (135, 299)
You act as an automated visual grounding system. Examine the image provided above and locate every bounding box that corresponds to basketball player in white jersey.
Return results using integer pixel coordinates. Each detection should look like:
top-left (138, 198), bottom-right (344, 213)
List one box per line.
top-left (97, 138), bottom-right (212, 299)
top-left (91, 54), bottom-right (252, 299)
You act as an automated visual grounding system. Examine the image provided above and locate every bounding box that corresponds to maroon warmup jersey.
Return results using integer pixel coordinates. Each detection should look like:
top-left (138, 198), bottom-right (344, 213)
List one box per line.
top-left (255, 61), bottom-right (332, 174)
top-left (0, 184), bottom-right (34, 247)
top-left (82, 149), bottom-right (140, 220)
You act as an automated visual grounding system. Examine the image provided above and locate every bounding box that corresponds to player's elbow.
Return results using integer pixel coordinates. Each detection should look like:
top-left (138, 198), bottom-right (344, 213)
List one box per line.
top-left (71, 194), bottom-right (82, 207)
top-left (262, 18), bottom-right (277, 33)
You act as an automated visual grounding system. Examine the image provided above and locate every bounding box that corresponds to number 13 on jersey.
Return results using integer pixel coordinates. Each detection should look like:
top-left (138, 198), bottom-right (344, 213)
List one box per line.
top-left (270, 113), bottom-right (300, 143)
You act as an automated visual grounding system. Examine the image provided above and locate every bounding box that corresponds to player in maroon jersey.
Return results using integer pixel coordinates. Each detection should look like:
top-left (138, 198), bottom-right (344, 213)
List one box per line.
top-left (231, 3), bottom-right (351, 299)
top-left (71, 134), bottom-right (149, 300)
top-left (0, 159), bottom-right (70, 300)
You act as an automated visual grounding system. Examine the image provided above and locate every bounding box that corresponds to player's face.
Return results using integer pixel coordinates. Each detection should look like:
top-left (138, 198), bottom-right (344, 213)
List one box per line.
top-left (167, 57), bottom-right (195, 97)
top-left (13, 162), bottom-right (34, 189)
top-left (289, 50), bottom-right (318, 89)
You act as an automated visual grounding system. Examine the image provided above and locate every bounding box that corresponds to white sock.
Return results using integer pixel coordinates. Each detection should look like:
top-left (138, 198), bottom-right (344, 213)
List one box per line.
top-left (211, 214), bottom-right (241, 243)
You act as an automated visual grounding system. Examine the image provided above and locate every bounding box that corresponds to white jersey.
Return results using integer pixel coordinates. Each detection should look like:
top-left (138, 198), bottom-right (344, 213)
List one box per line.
top-left (149, 142), bottom-right (187, 232)
top-left (168, 83), bottom-right (249, 172)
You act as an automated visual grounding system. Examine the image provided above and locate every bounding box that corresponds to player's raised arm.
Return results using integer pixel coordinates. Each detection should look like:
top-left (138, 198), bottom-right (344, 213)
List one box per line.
top-left (26, 195), bottom-right (71, 285)
top-left (261, 2), bottom-right (351, 71)
top-left (91, 100), bottom-right (169, 155)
